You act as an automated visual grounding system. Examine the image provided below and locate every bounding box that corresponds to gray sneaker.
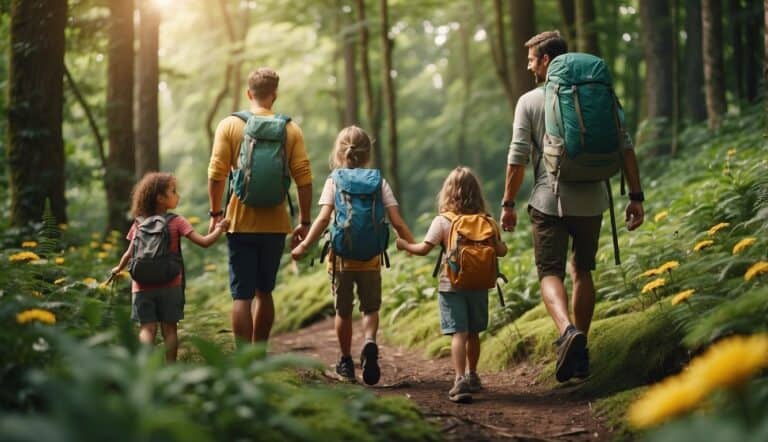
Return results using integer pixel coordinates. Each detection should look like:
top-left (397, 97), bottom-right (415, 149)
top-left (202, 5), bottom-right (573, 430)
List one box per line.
top-left (465, 372), bottom-right (482, 393)
top-left (448, 376), bottom-right (472, 403)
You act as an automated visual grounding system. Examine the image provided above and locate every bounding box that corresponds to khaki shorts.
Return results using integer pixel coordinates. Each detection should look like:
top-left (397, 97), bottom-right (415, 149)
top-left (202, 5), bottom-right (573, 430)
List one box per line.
top-left (529, 206), bottom-right (603, 280)
top-left (331, 271), bottom-right (382, 317)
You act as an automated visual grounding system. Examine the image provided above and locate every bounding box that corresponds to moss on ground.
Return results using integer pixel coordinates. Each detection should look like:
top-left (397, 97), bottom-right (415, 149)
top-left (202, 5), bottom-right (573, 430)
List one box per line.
top-left (594, 387), bottom-right (644, 441)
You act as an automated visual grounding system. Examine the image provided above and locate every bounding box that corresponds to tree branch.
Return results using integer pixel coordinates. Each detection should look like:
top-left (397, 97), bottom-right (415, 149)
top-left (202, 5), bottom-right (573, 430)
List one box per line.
top-left (64, 63), bottom-right (106, 169)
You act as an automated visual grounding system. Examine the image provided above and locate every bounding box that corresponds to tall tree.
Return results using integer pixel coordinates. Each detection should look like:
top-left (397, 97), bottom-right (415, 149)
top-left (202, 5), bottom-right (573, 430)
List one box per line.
top-left (484, 0), bottom-right (515, 115)
top-left (744, 0), bottom-right (763, 102)
top-left (764, 0), bottom-right (767, 121)
top-left (508, 0), bottom-right (536, 101)
top-left (575, 0), bottom-right (600, 55)
top-left (136, 0), bottom-right (160, 179)
top-left (728, 0), bottom-right (745, 104)
top-left (684, 0), bottom-right (707, 123)
top-left (342, 4), bottom-right (359, 125)
top-left (702, 0), bottom-right (726, 130)
top-left (639, 0), bottom-right (674, 155)
top-left (558, 0), bottom-right (576, 44)
top-left (457, 18), bottom-right (474, 166)
top-left (7, 0), bottom-right (68, 225)
top-left (354, 0), bottom-right (383, 168)
top-left (379, 0), bottom-right (399, 198)
top-left (106, 0), bottom-right (136, 234)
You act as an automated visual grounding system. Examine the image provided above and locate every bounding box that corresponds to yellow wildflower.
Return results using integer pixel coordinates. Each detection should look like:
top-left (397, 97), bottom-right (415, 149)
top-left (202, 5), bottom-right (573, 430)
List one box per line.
top-left (58, 223), bottom-right (68, 230)
top-left (54, 257), bottom-right (65, 265)
top-left (653, 211), bottom-right (669, 223)
top-left (707, 222), bottom-right (730, 236)
top-left (657, 261), bottom-right (680, 273)
top-left (687, 334), bottom-right (768, 391)
top-left (82, 277), bottom-right (98, 287)
top-left (188, 216), bottom-right (201, 226)
top-left (16, 308), bottom-right (56, 325)
top-left (744, 261), bottom-right (768, 281)
top-left (32, 290), bottom-right (43, 298)
top-left (91, 232), bottom-right (101, 240)
top-left (732, 237), bottom-right (756, 255)
top-left (693, 240), bottom-right (714, 252)
top-left (101, 243), bottom-right (113, 251)
top-left (628, 375), bottom-right (707, 429)
top-left (9, 251), bottom-right (41, 263)
top-left (119, 271), bottom-right (130, 279)
top-left (90, 241), bottom-right (100, 249)
top-left (21, 241), bottom-right (38, 248)
top-left (639, 268), bottom-right (663, 278)
top-left (204, 264), bottom-right (217, 272)
top-left (642, 278), bottom-right (666, 294)
top-left (726, 148), bottom-right (736, 157)
top-left (671, 289), bottom-right (695, 306)
top-left (97, 252), bottom-right (109, 259)
top-left (54, 277), bottom-right (67, 285)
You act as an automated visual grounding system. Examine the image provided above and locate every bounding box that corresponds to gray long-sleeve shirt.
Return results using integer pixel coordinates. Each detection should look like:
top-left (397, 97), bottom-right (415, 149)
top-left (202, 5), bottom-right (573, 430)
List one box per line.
top-left (507, 87), bottom-right (633, 217)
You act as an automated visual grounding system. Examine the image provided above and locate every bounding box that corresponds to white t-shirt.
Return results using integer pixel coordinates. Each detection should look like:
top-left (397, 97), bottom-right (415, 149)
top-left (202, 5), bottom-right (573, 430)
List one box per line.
top-left (423, 216), bottom-right (454, 292)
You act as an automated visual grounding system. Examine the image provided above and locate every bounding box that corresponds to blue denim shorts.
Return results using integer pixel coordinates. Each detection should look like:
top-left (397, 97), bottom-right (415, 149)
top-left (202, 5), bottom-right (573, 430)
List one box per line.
top-left (438, 290), bottom-right (489, 335)
top-left (227, 233), bottom-right (286, 299)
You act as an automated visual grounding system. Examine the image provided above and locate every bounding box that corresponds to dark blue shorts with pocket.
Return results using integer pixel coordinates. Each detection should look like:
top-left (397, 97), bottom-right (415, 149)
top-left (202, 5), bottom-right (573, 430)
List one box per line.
top-left (227, 233), bottom-right (286, 299)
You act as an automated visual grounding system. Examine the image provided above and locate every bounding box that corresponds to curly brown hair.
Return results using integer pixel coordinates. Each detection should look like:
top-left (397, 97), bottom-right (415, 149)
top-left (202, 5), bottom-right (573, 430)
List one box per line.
top-left (131, 172), bottom-right (175, 218)
top-left (438, 166), bottom-right (488, 215)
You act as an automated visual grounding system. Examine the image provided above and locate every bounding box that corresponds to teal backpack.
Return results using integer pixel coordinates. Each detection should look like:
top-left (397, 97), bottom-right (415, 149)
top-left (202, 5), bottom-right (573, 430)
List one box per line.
top-left (319, 169), bottom-right (390, 277)
top-left (229, 112), bottom-right (293, 213)
top-left (542, 53), bottom-right (625, 185)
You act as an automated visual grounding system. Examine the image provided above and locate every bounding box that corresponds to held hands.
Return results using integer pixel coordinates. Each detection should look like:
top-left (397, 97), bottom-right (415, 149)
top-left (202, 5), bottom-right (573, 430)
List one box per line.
top-left (208, 215), bottom-right (223, 234)
top-left (626, 201), bottom-right (645, 231)
top-left (395, 238), bottom-right (409, 251)
top-left (215, 218), bottom-right (230, 232)
top-left (291, 223), bottom-right (310, 249)
top-left (291, 242), bottom-right (308, 261)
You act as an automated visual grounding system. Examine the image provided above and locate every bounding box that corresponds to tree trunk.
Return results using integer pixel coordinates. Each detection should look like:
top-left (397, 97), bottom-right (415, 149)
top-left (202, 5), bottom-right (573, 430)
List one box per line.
top-left (575, 0), bottom-right (600, 55)
top-left (231, 9), bottom-right (249, 111)
top-left (702, 0), bottom-right (726, 130)
top-left (7, 0), bottom-right (68, 226)
top-left (508, 0), bottom-right (536, 101)
top-left (355, 0), bottom-right (383, 168)
top-left (764, 0), bottom-right (767, 122)
top-left (379, 0), bottom-right (399, 199)
top-left (639, 0), bottom-right (674, 155)
top-left (136, 0), bottom-right (160, 179)
top-left (744, 1), bottom-right (763, 102)
top-left (684, 0), bottom-right (707, 123)
top-left (728, 0), bottom-right (745, 105)
top-left (486, 0), bottom-right (515, 116)
top-left (106, 0), bottom-right (136, 234)
top-left (558, 0), bottom-right (576, 44)
top-left (457, 19), bottom-right (474, 167)
top-left (342, 10), bottom-right (359, 126)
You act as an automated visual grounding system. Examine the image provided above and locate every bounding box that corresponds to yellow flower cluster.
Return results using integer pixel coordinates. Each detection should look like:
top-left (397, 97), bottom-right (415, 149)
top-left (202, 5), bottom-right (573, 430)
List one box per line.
top-left (16, 308), bottom-right (56, 325)
top-left (732, 237), bottom-right (756, 255)
top-left (58, 223), bottom-right (68, 230)
top-left (97, 252), bottom-right (109, 260)
top-left (657, 261), bottom-right (679, 273)
top-left (693, 240), bottom-right (714, 252)
top-left (204, 264), bottom-right (217, 272)
top-left (21, 241), bottom-right (38, 248)
top-left (726, 148), bottom-right (736, 157)
top-left (642, 278), bottom-right (666, 294)
top-left (54, 277), bottom-right (67, 285)
top-left (101, 243), bottom-right (113, 251)
top-left (82, 277), bottom-right (98, 287)
top-left (654, 211), bottom-right (669, 223)
top-left (744, 261), bottom-right (768, 281)
top-left (671, 289), bottom-right (695, 306)
top-left (707, 222), bottom-right (730, 236)
top-left (188, 216), bottom-right (201, 226)
top-left (54, 257), bottom-right (65, 265)
top-left (639, 268), bottom-right (662, 278)
top-left (9, 251), bottom-right (41, 263)
top-left (628, 333), bottom-right (768, 429)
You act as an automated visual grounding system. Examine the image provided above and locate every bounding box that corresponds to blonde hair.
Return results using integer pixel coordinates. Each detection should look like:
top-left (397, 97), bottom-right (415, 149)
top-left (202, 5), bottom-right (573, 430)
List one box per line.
top-left (248, 68), bottom-right (279, 100)
top-left (438, 166), bottom-right (488, 215)
top-left (131, 172), bottom-right (175, 218)
top-left (330, 125), bottom-right (373, 169)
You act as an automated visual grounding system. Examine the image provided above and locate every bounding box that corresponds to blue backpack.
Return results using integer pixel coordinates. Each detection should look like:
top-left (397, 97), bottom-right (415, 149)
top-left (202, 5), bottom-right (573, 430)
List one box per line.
top-left (327, 168), bottom-right (389, 263)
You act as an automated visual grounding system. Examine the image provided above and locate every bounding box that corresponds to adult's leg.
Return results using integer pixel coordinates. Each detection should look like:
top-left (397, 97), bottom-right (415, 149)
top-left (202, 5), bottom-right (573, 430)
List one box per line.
top-left (572, 268), bottom-right (595, 334)
top-left (569, 213), bottom-right (602, 335)
top-left (139, 322), bottom-right (157, 345)
top-left (541, 276), bottom-right (572, 335)
top-left (466, 332), bottom-right (480, 373)
top-left (232, 299), bottom-right (253, 344)
top-left (160, 322), bottom-right (179, 362)
top-left (335, 313), bottom-right (353, 356)
top-left (251, 291), bottom-right (274, 342)
top-left (362, 311), bottom-right (379, 342)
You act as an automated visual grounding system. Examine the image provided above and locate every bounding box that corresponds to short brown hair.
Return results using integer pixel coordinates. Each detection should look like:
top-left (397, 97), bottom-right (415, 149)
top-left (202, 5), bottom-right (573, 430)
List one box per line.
top-left (131, 172), bottom-right (175, 218)
top-left (248, 68), bottom-right (279, 99)
top-left (524, 31), bottom-right (568, 59)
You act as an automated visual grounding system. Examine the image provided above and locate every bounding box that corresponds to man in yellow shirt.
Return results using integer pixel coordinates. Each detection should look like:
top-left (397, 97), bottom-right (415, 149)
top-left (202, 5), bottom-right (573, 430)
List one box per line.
top-left (207, 68), bottom-right (313, 345)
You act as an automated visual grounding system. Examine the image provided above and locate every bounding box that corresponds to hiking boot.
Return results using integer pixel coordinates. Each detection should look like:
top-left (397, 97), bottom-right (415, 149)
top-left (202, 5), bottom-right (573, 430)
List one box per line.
top-left (573, 347), bottom-right (590, 379)
top-left (448, 376), bottom-right (472, 403)
top-left (360, 341), bottom-right (381, 385)
top-left (335, 355), bottom-right (356, 382)
top-left (554, 325), bottom-right (587, 383)
top-left (465, 372), bottom-right (482, 393)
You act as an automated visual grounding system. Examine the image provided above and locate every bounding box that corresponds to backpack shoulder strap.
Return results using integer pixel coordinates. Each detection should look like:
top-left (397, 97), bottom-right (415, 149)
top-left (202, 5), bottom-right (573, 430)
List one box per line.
top-left (231, 111), bottom-right (252, 122)
top-left (273, 113), bottom-right (292, 123)
top-left (441, 211), bottom-right (458, 222)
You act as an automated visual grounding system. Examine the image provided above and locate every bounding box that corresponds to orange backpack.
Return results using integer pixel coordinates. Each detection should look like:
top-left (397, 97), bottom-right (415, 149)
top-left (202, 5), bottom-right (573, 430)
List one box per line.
top-left (437, 212), bottom-right (500, 290)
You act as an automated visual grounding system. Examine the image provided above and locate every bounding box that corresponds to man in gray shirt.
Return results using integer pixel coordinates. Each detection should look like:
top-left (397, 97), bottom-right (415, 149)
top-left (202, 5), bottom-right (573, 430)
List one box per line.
top-left (499, 31), bottom-right (645, 382)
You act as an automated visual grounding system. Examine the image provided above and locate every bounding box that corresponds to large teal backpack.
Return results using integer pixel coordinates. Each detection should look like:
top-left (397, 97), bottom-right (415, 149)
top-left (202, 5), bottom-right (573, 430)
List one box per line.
top-left (229, 112), bottom-right (293, 211)
top-left (326, 168), bottom-right (389, 265)
top-left (542, 53), bottom-right (625, 184)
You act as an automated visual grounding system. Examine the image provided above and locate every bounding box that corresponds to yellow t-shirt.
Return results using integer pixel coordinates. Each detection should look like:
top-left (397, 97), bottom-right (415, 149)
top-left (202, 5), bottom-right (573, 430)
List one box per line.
top-left (207, 108), bottom-right (312, 233)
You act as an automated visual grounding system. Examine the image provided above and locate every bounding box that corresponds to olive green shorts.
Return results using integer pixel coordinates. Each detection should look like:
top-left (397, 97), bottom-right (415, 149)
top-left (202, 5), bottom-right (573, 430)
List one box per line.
top-left (331, 271), bottom-right (382, 317)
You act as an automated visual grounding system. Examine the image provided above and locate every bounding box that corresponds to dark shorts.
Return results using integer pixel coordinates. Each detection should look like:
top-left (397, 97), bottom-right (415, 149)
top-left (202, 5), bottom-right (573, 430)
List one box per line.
top-left (529, 206), bottom-right (603, 280)
top-left (331, 271), bottom-right (382, 317)
top-left (132, 286), bottom-right (185, 324)
top-left (227, 233), bottom-right (287, 300)
top-left (438, 290), bottom-right (489, 334)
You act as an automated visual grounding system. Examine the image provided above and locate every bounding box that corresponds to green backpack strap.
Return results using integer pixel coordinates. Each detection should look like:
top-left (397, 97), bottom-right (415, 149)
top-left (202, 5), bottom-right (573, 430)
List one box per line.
top-left (231, 111), bottom-right (252, 122)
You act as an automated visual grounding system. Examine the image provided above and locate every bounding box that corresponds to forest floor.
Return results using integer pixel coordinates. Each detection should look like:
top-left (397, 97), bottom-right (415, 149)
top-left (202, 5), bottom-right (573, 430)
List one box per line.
top-left (271, 318), bottom-right (614, 442)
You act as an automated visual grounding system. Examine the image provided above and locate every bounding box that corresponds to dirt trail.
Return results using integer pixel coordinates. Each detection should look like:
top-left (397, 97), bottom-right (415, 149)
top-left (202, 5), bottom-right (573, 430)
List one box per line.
top-left (271, 318), bottom-right (613, 441)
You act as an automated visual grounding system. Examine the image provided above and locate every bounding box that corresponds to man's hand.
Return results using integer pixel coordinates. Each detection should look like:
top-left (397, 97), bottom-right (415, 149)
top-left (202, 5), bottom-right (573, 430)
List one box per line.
top-left (626, 201), bottom-right (645, 231)
top-left (291, 224), bottom-right (309, 248)
top-left (500, 207), bottom-right (517, 232)
top-left (208, 215), bottom-right (224, 234)
top-left (395, 238), bottom-right (409, 251)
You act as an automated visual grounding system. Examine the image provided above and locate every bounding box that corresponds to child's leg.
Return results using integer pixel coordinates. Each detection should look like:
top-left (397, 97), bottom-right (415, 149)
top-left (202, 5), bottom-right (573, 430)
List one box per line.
top-left (451, 332), bottom-right (469, 379)
top-left (335, 314), bottom-right (353, 356)
top-left (139, 322), bottom-right (158, 345)
top-left (359, 272), bottom-right (382, 342)
top-left (160, 322), bottom-right (179, 362)
top-left (466, 332), bottom-right (481, 372)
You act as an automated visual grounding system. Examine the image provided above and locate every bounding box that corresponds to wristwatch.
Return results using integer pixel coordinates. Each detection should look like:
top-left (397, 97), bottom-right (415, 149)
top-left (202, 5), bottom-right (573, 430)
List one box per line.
top-left (628, 192), bottom-right (645, 202)
top-left (501, 200), bottom-right (516, 209)
top-left (208, 209), bottom-right (224, 217)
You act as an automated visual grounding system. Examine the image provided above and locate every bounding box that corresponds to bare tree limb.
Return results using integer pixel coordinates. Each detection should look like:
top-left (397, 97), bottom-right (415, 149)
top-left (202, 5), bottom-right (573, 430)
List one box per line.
top-left (64, 63), bottom-right (106, 169)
